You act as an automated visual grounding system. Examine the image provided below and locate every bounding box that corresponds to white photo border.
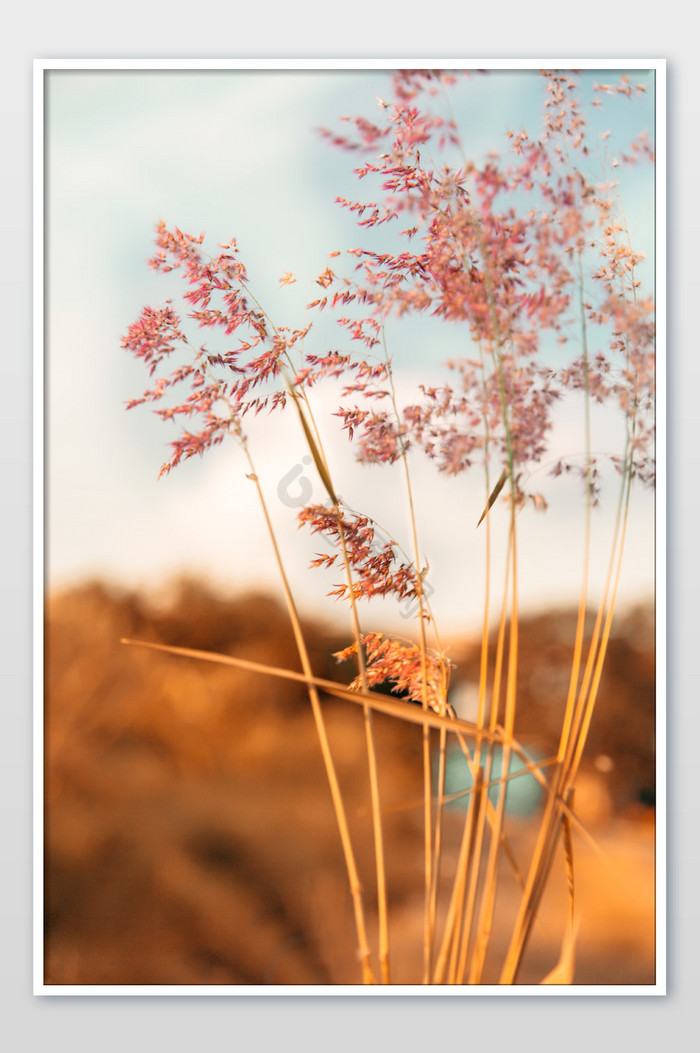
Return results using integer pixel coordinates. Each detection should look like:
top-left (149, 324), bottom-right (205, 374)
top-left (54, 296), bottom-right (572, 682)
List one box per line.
top-left (34, 56), bottom-right (667, 998)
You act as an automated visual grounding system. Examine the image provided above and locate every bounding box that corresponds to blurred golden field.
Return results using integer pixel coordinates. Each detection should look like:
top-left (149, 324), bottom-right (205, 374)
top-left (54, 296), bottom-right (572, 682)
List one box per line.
top-left (44, 581), bottom-right (656, 986)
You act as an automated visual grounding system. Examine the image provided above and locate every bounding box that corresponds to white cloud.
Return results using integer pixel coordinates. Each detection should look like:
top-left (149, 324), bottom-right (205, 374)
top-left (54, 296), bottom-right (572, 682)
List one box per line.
top-left (45, 68), bottom-right (656, 636)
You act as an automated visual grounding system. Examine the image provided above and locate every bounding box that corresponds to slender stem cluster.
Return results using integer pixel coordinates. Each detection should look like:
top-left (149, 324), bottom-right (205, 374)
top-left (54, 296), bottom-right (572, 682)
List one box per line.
top-left (122, 68), bottom-right (655, 984)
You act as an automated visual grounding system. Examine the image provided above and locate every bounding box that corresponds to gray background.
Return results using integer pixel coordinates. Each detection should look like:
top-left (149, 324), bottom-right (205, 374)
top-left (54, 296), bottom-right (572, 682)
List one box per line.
top-left (3, 6), bottom-right (695, 1052)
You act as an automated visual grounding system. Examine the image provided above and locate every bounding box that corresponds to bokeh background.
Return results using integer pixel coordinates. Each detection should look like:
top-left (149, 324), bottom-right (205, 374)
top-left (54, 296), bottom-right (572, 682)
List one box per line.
top-left (43, 63), bottom-right (658, 988)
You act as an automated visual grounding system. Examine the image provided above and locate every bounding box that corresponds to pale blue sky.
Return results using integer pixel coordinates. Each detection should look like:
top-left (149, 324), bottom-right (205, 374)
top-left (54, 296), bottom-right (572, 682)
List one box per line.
top-left (44, 63), bottom-right (657, 634)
